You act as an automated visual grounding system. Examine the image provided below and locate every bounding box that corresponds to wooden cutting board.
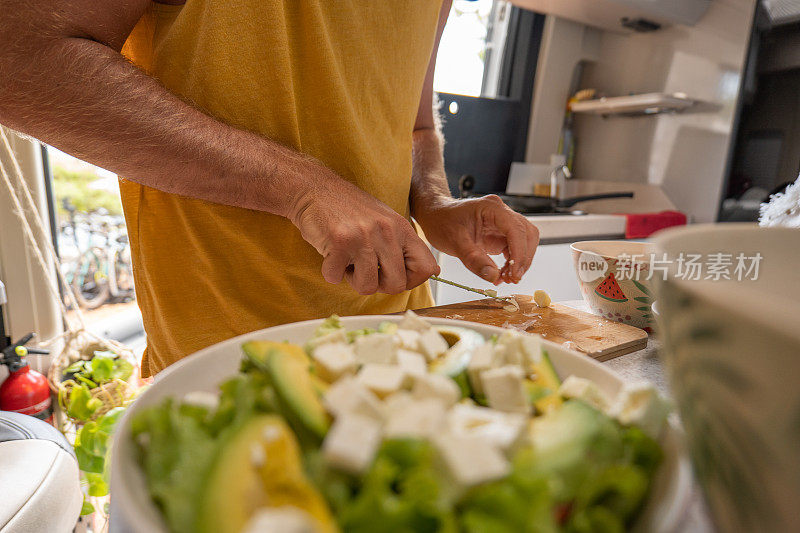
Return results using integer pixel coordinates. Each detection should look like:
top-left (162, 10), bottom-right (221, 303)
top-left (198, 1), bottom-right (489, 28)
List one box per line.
top-left (414, 298), bottom-right (648, 362)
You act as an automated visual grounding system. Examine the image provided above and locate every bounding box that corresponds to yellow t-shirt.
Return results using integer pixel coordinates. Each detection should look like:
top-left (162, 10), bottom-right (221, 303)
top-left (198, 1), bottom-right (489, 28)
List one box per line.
top-left (122, 1), bottom-right (442, 376)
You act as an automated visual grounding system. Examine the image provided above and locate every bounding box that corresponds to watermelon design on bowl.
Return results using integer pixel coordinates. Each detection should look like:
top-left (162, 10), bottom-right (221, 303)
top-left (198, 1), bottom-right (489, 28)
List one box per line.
top-left (594, 272), bottom-right (628, 303)
top-left (571, 241), bottom-right (656, 331)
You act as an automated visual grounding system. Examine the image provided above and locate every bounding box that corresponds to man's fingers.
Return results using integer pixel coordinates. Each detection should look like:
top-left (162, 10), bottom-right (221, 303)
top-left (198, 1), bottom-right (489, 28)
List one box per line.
top-left (345, 252), bottom-right (379, 295)
top-left (403, 239), bottom-right (440, 290)
top-left (321, 250), bottom-right (350, 285)
top-left (376, 244), bottom-right (407, 295)
top-left (490, 206), bottom-right (541, 282)
top-left (321, 219), bottom-right (437, 295)
top-left (494, 217), bottom-right (528, 282)
top-left (496, 219), bottom-right (538, 282)
top-left (498, 254), bottom-right (512, 284)
top-left (458, 246), bottom-right (500, 285)
top-left (522, 223), bottom-right (539, 274)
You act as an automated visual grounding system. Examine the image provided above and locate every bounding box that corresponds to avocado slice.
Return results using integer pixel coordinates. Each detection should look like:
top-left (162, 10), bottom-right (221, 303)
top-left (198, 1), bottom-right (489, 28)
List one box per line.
top-left (242, 340), bottom-right (310, 368)
top-left (429, 327), bottom-right (486, 398)
top-left (524, 379), bottom-right (552, 404)
top-left (310, 373), bottom-right (330, 397)
top-left (435, 325), bottom-right (484, 349)
top-left (528, 400), bottom-right (625, 500)
top-left (197, 415), bottom-right (336, 533)
top-left (266, 347), bottom-right (331, 440)
top-left (430, 326), bottom-right (485, 376)
top-left (530, 350), bottom-right (563, 414)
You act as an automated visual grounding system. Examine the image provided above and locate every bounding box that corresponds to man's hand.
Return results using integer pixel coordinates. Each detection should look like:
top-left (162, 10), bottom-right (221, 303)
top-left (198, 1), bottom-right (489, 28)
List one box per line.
top-left (414, 195), bottom-right (539, 285)
top-left (408, 1), bottom-right (536, 287)
top-left (289, 175), bottom-right (440, 296)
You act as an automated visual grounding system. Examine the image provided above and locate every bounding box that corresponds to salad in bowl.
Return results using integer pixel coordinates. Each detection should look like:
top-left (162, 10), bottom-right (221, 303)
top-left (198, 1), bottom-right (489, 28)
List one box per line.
top-left (112, 313), bottom-right (687, 533)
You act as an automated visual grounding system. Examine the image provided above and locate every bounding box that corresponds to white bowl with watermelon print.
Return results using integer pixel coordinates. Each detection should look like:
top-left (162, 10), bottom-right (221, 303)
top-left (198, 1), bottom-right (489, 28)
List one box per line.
top-left (570, 241), bottom-right (656, 332)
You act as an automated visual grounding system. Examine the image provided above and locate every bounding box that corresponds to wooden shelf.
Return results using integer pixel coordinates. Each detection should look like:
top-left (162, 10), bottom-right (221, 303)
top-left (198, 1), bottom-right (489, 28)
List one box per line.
top-left (570, 93), bottom-right (698, 117)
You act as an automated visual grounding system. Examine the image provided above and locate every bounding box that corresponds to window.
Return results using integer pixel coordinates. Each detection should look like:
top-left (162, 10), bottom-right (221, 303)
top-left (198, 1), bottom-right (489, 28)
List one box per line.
top-left (43, 146), bottom-right (144, 351)
top-left (434, 0), bottom-right (512, 98)
top-left (434, 2), bottom-right (545, 194)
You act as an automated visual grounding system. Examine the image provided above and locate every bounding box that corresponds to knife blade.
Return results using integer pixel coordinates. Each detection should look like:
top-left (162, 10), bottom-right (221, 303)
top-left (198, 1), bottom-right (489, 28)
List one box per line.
top-left (429, 275), bottom-right (515, 305)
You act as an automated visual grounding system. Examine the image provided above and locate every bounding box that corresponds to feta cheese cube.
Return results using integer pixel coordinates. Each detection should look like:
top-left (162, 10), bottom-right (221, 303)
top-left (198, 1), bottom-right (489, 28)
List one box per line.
top-left (433, 432), bottom-right (510, 488)
top-left (395, 329), bottom-right (422, 351)
top-left (384, 398), bottom-right (447, 439)
top-left (558, 376), bottom-right (610, 412)
top-left (353, 333), bottom-right (397, 365)
top-left (398, 310), bottom-right (431, 332)
top-left (447, 403), bottom-right (526, 452)
top-left (323, 376), bottom-right (384, 420)
top-left (481, 365), bottom-right (532, 414)
top-left (383, 391), bottom-right (414, 415)
top-left (242, 506), bottom-right (317, 533)
top-left (496, 331), bottom-right (520, 354)
top-left (519, 334), bottom-right (542, 366)
top-left (311, 342), bottom-right (357, 381)
top-left (397, 349), bottom-right (427, 377)
top-left (467, 343), bottom-right (494, 395)
top-left (495, 330), bottom-right (542, 373)
top-left (611, 382), bottom-right (671, 438)
top-left (418, 329), bottom-right (449, 361)
top-left (496, 330), bottom-right (542, 372)
top-left (411, 373), bottom-right (461, 407)
top-left (305, 329), bottom-right (348, 352)
top-left (322, 413), bottom-right (382, 474)
top-left (499, 342), bottom-right (524, 367)
top-left (357, 364), bottom-right (410, 398)
top-left (181, 391), bottom-right (220, 411)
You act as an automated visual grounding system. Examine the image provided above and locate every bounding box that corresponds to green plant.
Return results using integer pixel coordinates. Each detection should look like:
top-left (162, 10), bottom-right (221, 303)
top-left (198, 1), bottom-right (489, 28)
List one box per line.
top-left (64, 382), bottom-right (104, 421)
top-left (74, 406), bottom-right (126, 514)
top-left (52, 164), bottom-right (122, 216)
top-left (60, 351), bottom-right (134, 422)
top-left (64, 350), bottom-right (133, 389)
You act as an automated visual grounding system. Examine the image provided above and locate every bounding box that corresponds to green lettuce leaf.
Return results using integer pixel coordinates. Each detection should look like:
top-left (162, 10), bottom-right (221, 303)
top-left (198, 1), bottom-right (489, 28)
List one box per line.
top-left (458, 449), bottom-right (557, 533)
top-left (315, 438), bottom-right (456, 533)
top-left (131, 365), bottom-right (279, 533)
top-left (131, 399), bottom-right (219, 533)
top-left (66, 383), bottom-right (103, 421)
top-left (314, 315), bottom-right (344, 337)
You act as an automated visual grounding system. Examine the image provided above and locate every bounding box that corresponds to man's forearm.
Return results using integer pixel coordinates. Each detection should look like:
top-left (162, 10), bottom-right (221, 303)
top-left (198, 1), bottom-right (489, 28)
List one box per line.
top-left (409, 127), bottom-right (453, 221)
top-left (0, 35), bottom-right (326, 220)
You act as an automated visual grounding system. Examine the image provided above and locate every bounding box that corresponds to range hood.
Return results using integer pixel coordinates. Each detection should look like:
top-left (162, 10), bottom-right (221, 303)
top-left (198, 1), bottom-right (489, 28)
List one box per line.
top-left (509, 0), bottom-right (712, 32)
top-left (763, 0), bottom-right (800, 26)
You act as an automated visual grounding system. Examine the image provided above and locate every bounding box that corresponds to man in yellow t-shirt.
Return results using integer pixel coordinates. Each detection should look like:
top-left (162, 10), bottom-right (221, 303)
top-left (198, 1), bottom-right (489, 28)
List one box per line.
top-left (0, 0), bottom-right (539, 375)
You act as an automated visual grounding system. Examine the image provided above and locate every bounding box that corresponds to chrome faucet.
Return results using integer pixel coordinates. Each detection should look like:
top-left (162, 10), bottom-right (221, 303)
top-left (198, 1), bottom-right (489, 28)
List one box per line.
top-left (549, 165), bottom-right (572, 198)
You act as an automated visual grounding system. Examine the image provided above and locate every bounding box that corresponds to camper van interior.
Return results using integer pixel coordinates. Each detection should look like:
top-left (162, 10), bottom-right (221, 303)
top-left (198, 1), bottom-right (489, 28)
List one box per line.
top-left (1, 1), bottom-right (798, 532)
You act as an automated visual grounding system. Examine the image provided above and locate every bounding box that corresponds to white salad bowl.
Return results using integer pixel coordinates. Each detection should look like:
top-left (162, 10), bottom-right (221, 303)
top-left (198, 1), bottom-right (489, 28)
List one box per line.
top-left (111, 316), bottom-right (691, 532)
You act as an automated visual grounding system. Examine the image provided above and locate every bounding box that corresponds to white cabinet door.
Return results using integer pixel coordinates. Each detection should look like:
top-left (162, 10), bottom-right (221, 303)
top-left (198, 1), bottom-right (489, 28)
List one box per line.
top-left (433, 243), bottom-right (583, 306)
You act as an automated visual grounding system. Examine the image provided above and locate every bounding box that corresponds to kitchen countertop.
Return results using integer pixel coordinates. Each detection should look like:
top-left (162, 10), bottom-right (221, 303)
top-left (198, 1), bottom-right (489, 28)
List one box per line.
top-left (525, 214), bottom-right (626, 245)
top-left (561, 300), bottom-right (715, 533)
top-left (560, 300), bottom-right (668, 392)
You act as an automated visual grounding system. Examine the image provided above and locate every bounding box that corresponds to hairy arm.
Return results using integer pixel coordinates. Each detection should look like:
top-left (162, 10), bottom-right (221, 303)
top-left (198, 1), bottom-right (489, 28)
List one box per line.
top-left (0, 0), bottom-right (339, 219)
top-left (409, 0), bottom-right (453, 218)
top-left (0, 0), bottom-right (439, 294)
top-left (410, 0), bottom-right (540, 284)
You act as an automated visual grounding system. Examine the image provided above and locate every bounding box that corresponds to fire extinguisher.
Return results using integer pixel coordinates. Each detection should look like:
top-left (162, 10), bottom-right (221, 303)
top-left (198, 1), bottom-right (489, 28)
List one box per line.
top-left (0, 333), bottom-right (52, 424)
